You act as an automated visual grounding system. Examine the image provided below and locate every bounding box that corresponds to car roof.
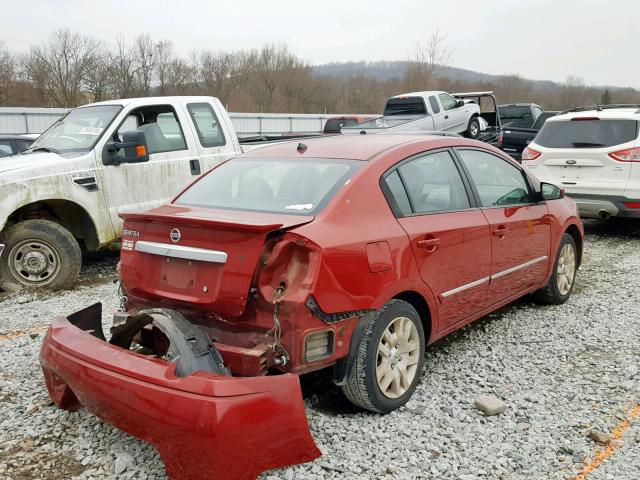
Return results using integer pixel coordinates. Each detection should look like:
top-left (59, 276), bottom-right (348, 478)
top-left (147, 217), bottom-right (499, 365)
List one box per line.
top-left (0, 134), bottom-right (32, 140)
top-left (241, 134), bottom-right (478, 161)
top-left (498, 103), bottom-right (541, 107)
top-left (548, 108), bottom-right (640, 122)
top-left (388, 91), bottom-right (446, 99)
top-left (83, 96), bottom-right (219, 108)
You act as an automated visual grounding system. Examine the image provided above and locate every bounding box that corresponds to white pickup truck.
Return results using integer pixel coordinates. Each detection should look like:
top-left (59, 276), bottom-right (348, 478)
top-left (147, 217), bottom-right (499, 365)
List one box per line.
top-left (0, 96), bottom-right (251, 290)
top-left (341, 91), bottom-right (487, 139)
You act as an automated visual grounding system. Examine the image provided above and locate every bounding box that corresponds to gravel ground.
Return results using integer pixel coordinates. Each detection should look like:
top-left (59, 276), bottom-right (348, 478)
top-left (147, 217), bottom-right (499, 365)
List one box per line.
top-left (1, 221), bottom-right (639, 480)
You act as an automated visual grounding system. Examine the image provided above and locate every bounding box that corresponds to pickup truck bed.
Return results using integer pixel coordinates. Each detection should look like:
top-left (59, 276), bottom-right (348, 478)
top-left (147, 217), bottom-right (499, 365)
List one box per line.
top-left (498, 111), bottom-right (558, 161)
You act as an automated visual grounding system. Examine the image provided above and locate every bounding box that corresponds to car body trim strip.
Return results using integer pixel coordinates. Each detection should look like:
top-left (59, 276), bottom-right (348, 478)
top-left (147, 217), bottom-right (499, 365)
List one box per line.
top-left (441, 255), bottom-right (548, 298)
top-left (490, 255), bottom-right (548, 280)
top-left (134, 241), bottom-right (228, 264)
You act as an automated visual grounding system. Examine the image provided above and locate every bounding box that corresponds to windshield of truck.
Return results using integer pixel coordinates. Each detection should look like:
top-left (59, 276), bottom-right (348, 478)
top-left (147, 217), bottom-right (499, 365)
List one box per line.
top-left (26, 105), bottom-right (121, 153)
top-left (498, 106), bottom-right (533, 127)
top-left (384, 97), bottom-right (427, 116)
top-left (534, 119), bottom-right (639, 148)
top-left (175, 158), bottom-right (361, 215)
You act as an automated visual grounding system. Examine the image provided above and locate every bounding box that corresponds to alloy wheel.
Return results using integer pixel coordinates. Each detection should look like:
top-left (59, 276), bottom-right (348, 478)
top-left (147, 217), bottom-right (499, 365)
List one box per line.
top-left (376, 316), bottom-right (421, 399)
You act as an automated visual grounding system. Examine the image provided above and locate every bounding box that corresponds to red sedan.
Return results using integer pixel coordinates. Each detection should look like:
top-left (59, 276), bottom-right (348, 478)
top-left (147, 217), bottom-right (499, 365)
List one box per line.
top-left (40, 134), bottom-right (583, 479)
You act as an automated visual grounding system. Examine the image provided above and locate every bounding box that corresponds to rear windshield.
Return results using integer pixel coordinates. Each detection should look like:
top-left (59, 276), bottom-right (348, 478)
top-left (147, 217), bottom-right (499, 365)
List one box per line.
top-left (384, 97), bottom-right (427, 116)
top-left (499, 106), bottom-right (533, 127)
top-left (535, 119), bottom-right (639, 148)
top-left (175, 158), bottom-right (361, 215)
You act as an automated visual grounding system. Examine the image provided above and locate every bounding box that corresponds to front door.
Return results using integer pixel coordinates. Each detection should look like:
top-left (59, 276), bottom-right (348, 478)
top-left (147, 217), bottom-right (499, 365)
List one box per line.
top-left (456, 148), bottom-right (551, 304)
top-left (384, 149), bottom-right (492, 332)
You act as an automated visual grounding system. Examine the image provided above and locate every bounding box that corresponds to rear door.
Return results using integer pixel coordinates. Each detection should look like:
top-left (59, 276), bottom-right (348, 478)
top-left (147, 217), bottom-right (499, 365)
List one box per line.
top-left (527, 117), bottom-right (638, 196)
top-left (383, 149), bottom-right (492, 332)
top-left (456, 148), bottom-right (550, 303)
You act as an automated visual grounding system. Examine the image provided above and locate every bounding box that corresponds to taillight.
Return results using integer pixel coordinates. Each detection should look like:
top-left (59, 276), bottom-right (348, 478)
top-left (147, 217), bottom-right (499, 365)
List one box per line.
top-left (623, 202), bottom-right (640, 209)
top-left (522, 147), bottom-right (541, 160)
top-left (608, 147), bottom-right (640, 162)
top-left (497, 131), bottom-right (504, 146)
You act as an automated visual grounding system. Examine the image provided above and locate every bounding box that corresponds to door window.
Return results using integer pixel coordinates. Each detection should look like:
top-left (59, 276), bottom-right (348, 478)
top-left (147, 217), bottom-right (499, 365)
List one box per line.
top-left (0, 141), bottom-right (12, 157)
top-left (116, 106), bottom-right (187, 155)
top-left (428, 96), bottom-right (441, 114)
top-left (438, 93), bottom-right (458, 111)
top-left (458, 149), bottom-right (531, 207)
top-left (187, 103), bottom-right (226, 147)
top-left (382, 170), bottom-right (412, 216)
top-left (386, 150), bottom-right (471, 215)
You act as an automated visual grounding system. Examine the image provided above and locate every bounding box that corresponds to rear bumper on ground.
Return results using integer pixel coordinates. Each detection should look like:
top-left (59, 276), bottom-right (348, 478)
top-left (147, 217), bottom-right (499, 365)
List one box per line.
top-left (568, 194), bottom-right (640, 219)
top-left (39, 313), bottom-right (321, 480)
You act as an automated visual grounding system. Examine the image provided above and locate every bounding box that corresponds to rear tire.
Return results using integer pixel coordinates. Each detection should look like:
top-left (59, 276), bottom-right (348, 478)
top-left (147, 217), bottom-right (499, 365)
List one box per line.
top-left (0, 220), bottom-right (81, 291)
top-left (466, 117), bottom-right (481, 139)
top-left (341, 300), bottom-right (425, 413)
top-left (534, 233), bottom-right (577, 305)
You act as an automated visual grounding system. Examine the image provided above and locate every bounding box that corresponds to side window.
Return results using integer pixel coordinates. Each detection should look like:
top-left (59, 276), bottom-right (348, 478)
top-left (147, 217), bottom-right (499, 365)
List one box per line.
top-left (397, 150), bottom-right (471, 214)
top-left (115, 106), bottom-right (187, 155)
top-left (187, 103), bottom-right (226, 148)
top-left (438, 93), bottom-right (458, 111)
top-left (457, 149), bottom-right (531, 207)
top-left (428, 96), bottom-right (441, 114)
top-left (15, 140), bottom-right (33, 152)
top-left (0, 141), bottom-right (12, 157)
top-left (383, 170), bottom-right (412, 216)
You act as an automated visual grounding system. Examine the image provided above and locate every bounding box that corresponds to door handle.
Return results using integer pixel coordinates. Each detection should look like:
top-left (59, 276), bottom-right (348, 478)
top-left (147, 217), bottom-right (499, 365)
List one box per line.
top-left (444, 115), bottom-right (449, 119)
top-left (189, 159), bottom-right (201, 175)
top-left (492, 226), bottom-right (510, 237)
top-left (417, 237), bottom-right (440, 252)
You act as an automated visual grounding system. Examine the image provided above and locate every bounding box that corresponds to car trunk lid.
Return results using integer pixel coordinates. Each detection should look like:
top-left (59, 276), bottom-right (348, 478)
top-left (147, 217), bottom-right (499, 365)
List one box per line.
top-left (120, 205), bottom-right (313, 317)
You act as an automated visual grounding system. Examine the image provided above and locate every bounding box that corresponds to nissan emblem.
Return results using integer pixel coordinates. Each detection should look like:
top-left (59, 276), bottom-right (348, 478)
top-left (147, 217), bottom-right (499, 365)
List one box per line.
top-left (170, 228), bottom-right (181, 243)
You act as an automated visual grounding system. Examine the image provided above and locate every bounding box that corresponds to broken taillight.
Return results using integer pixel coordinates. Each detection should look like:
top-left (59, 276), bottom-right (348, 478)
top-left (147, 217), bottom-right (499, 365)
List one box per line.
top-left (522, 147), bottom-right (541, 161)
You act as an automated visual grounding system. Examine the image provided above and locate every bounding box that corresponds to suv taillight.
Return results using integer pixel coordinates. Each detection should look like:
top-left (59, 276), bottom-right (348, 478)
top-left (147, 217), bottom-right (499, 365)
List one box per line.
top-left (522, 147), bottom-right (541, 161)
top-left (608, 147), bottom-right (640, 162)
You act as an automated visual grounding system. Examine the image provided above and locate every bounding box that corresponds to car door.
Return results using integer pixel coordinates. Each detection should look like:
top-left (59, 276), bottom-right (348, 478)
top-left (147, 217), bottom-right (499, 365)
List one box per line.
top-left (438, 93), bottom-right (466, 133)
top-left (427, 95), bottom-right (447, 130)
top-left (97, 102), bottom-right (201, 234)
top-left (456, 148), bottom-right (550, 304)
top-left (181, 101), bottom-right (234, 174)
top-left (383, 149), bottom-right (492, 332)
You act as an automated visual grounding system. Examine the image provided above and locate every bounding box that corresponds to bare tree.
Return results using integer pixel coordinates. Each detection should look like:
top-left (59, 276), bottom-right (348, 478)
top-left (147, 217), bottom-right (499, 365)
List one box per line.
top-left (404, 29), bottom-right (453, 91)
top-left (110, 37), bottom-right (138, 98)
top-left (84, 42), bottom-right (113, 102)
top-left (133, 34), bottom-right (157, 96)
top-left (200, 50), bottom-right (241, 103)
top-left (155, 40), bottom-right (174, 96)
top-left (561, 75), bottom-right (589, 109)
top-left (27, 29), bottom-right (99, 106)
top-left (0, 41), bottom-right (15, 105)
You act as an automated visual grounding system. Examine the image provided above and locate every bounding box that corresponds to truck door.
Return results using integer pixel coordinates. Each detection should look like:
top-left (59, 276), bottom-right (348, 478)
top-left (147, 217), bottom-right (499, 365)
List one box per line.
top-left (438, 93), bottom-right (467, 133)
top-left (179, 99), bottom-right (238, 174)
top-left (96, 101), bottom-right (201, 236)
top-left (428, 95), bottom-right (447, 131)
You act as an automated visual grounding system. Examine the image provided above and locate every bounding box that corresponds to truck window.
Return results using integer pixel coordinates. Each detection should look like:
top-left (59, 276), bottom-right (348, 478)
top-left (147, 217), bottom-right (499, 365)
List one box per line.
top-left (384, 97), bottom-right (427, 116)
top-left (428, 96), bottom-right (441, 114)
top-left (187, 103), bottom-right (226, 147)
top-left (116, 105), bottom-right (187, 155)
top-left (438, 94), bottom-right (458, 111)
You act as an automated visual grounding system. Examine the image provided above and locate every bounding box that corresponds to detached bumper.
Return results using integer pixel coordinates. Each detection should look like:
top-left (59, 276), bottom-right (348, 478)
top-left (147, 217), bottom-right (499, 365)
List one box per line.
top-left (39, 316), bottom-right (320, 480)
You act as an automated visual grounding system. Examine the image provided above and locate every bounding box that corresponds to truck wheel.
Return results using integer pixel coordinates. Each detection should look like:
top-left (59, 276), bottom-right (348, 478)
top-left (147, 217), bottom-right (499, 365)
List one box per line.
top-left (534, 233), bottom-right (577, 305)
top-left (0, 220), bottom-right (81, 290)
top-left (466, 117), bottom-right (481, 139)
top-left (341, 300), bottom-right (425, 413)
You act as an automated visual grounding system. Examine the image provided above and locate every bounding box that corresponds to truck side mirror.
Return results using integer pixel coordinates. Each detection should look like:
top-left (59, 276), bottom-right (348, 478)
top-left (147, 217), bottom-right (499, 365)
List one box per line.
top-left (540, 182), bottom-right (564, 201)
top-left (457, 99), bottom-right (465, 107)
top-left (103, 131), bottom-right (149, 166)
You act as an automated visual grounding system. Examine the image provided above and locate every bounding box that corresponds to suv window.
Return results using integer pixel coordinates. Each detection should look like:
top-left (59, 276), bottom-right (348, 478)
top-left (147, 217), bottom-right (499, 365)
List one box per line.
top-left (395, 150), bottom-right (470, 214)
top-left (535, 119), bottom-right (638, 148)
top-left (458, 149), bottom-right (531, 207)
top-left (116, 105), bottom-right (187, 155)
top-left (438, 93), bottom-right (458, 111)
top-left (428, 96), bottom-right (441, 114)
top-left (187, 103), bottom-right (226, 147)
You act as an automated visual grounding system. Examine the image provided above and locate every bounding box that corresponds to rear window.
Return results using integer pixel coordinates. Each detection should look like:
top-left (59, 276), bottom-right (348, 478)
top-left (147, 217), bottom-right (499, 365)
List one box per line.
top-left (384, 97), bottom-right (427, 116)
top-left (499, 106), bottom-right (534, 127)
top-left (535, 119), bottom-right (639, 148)
top-left (175, 158), bottom-right (361, 215)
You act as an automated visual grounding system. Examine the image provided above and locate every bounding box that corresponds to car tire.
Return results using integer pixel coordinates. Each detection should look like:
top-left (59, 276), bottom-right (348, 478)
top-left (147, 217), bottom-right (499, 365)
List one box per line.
top-left (466, 117), bottom-right (481, 139)
top-left (534, 233), bottom-right (577, 305)
top-left (0, 220), bottom-right (81, 291)
top-left (341, 299), bottom-right (425, 413)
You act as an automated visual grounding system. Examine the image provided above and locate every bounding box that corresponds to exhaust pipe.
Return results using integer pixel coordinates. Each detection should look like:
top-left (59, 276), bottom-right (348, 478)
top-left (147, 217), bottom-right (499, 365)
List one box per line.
top-left (598, 210), bottom-right (611, 220)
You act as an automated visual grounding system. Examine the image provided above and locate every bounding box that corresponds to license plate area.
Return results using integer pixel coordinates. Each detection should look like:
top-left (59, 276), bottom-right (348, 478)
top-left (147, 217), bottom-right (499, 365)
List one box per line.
top-left (146, 255), bottom-right (224, 303)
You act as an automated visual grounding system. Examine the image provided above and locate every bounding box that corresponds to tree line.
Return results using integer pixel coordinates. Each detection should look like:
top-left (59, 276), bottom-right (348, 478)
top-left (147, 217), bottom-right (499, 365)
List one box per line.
top-left (0, 29), bottom-right (638, 113)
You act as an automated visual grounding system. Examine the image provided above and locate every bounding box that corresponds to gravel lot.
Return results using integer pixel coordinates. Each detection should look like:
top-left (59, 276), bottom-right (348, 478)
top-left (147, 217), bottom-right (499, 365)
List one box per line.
top-left (1, 221), bottom-right (639, 480)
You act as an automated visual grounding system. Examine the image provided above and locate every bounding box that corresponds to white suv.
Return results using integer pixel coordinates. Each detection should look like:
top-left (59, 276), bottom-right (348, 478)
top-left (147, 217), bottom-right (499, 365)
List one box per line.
top-left (522, 105), bottom-right (640, 219)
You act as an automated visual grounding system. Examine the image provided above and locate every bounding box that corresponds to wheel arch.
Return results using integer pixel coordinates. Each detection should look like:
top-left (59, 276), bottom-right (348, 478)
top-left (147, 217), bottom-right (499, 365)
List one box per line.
top-left (392, 290), bottom-right (433, 344)
top-left (5, 200), bottom-right (101, 251)
top-left (564, 223), bottom-right (583, 266)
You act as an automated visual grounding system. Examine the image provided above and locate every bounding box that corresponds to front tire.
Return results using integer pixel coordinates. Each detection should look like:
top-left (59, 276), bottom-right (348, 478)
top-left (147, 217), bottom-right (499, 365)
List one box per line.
top-left (0, 220), bottom-right (81, 291)
top-left (466, 117), bottom-right (481, 139)
top-left (341, 300), bottom-right (425, 413)
top-left (534, 233), bottom-right (577, 305)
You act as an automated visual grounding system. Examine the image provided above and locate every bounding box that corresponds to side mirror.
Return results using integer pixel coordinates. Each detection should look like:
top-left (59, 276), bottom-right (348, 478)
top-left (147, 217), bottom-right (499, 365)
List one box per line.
top-left (103, 130), bottom-right (149, 166)
top-left (540, 182), bottom-right (564, 201)
top-left (457, 99), bottom-right (465, 107)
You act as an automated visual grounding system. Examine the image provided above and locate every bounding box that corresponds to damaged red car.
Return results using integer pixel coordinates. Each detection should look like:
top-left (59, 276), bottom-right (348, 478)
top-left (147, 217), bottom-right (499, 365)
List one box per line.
top-left (40, 134), bottom-right (583, 479)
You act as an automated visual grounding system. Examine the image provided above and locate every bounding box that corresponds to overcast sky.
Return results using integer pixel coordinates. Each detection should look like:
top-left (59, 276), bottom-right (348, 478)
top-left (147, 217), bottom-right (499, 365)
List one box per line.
top-left (3, 0), bottom-right (638, 88)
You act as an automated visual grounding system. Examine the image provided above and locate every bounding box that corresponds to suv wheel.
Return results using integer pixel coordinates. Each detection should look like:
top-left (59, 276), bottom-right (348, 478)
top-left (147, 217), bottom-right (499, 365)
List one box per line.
top-left (0, 220), bottom-right (81, 291)
top-left (341, 300), bottom-right (425, 413)
top-left (534, 233), bottom-right (577, 304)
